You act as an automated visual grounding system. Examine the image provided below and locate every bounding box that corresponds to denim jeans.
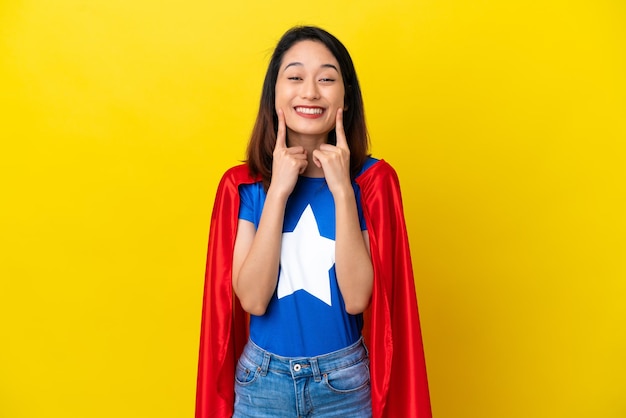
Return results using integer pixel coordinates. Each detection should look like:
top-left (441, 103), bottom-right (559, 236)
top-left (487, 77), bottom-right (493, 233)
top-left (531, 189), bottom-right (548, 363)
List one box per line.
top-left (233, 338), bottom-right (372, 418)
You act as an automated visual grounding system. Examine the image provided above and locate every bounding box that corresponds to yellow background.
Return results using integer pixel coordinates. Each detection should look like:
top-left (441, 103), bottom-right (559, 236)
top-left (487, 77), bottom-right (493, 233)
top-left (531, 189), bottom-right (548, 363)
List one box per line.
top-left (1, 0), bottom-right (625, 417)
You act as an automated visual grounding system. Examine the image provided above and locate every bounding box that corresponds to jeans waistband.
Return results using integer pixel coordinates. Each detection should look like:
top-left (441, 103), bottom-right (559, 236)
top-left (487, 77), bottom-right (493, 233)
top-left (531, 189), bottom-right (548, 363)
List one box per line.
top-left (241, 338), bottom-right (369, 379)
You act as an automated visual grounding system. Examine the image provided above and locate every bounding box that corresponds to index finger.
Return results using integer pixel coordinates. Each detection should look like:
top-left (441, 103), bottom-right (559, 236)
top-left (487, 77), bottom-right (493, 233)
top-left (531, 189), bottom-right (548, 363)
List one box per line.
top-left (275, 108), bottom-right (287, 150)
top-left (335, 108), bottom-right (348, 149)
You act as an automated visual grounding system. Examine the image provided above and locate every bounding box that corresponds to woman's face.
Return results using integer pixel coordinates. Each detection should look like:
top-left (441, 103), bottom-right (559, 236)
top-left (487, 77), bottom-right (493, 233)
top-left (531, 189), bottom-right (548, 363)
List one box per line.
top-left (275, 40), bottom-right (345, 142)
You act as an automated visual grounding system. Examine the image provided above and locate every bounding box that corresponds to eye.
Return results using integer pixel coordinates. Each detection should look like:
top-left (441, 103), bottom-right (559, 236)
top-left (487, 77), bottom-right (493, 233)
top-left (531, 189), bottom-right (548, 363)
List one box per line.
top-left (287, 76), bottom-right (303, 81)
top-left (319, 78), bottom-right (336, 83)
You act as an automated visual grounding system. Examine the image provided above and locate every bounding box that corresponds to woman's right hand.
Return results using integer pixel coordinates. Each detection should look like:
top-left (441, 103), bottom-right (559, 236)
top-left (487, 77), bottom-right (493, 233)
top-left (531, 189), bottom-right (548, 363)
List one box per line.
top-left (270, 109), bottom-right (307, 198)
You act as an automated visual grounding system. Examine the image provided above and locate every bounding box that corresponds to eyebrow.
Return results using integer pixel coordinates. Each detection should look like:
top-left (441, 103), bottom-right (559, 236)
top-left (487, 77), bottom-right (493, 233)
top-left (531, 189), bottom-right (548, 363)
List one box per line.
top-left (283, 62), bottom-right (339, 72)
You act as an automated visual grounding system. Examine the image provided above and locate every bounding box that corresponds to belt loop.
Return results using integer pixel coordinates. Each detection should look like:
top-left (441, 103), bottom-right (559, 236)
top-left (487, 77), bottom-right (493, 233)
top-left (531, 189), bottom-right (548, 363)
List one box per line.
top-left (360, 336), bottom-right (369, 357)
top-left (310, 358), bottom-right (321, 382)
top-left (260, 351), bottom-right (270, 376)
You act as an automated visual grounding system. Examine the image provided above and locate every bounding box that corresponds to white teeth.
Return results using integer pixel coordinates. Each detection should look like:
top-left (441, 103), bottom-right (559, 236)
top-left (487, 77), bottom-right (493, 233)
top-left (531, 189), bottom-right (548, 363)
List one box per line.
top-left (296, 107), bottom-right (323, 115)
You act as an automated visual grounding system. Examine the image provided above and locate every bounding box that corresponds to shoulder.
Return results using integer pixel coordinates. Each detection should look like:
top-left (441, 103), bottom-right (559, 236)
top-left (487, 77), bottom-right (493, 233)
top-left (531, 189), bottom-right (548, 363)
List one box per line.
top-left (221, 164), bottom-right (251, 181)
top-left (219, 164), bottom-right (260, 187)
top-left (357, 157), bottom-right (400, 185)
top-left (212, 164), bottom-right (262, 203)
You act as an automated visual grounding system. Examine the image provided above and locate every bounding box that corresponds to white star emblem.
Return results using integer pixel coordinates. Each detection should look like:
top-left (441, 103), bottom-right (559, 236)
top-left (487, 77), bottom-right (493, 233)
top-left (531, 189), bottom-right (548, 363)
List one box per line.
top-left (277, 204), bottom-right (336, 305)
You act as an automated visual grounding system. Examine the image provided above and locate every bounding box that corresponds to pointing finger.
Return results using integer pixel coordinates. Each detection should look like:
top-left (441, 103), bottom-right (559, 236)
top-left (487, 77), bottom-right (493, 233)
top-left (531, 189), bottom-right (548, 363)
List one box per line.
top-left (335, 108), bottom-right (348, 150)
top-left (275, 108), bottom-right (287, 150)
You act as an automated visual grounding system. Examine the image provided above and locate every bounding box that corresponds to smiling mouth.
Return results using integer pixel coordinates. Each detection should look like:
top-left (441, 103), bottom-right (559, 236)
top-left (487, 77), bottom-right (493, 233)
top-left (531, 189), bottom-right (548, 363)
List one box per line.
top-left (295, 106), bottom-right (324, 115)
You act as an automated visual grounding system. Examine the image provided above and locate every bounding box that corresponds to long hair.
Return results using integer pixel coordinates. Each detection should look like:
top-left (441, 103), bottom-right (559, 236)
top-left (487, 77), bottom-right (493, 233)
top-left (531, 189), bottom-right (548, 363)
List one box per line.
top-left (246, 26), bottom-right (370, 189)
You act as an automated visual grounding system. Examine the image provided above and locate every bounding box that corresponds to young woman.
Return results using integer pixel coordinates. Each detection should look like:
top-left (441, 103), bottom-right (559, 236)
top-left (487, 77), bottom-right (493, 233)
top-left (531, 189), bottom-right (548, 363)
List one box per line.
top-left (196, 26), bottom-right (431, 418)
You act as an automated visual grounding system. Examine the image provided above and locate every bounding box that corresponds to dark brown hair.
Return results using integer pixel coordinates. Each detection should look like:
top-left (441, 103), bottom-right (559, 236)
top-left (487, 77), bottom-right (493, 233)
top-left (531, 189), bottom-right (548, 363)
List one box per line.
top-left (246, 26), bottom-right (370, 188)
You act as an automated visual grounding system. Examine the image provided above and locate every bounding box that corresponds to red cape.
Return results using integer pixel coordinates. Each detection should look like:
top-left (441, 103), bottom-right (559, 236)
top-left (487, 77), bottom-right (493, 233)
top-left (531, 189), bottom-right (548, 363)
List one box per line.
top-left (196, 160), bottom-right (431, 418)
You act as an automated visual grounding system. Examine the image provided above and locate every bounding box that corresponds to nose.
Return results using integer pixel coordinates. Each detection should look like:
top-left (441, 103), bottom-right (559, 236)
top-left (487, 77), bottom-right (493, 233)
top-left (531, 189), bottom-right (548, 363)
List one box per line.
top-left (300, 78), bottom-right (320, 100)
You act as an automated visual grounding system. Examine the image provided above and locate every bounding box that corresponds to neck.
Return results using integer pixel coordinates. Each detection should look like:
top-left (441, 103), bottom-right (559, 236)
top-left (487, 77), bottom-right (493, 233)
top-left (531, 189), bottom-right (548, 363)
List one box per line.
top-left (288, 132), bottom-right (328, 178)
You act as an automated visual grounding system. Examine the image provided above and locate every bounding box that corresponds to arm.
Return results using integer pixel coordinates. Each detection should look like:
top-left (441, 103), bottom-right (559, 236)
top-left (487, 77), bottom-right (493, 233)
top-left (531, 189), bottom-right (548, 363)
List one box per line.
top-left (333, 189), bottom-right (374, 314)
top-left (232, 109), bottom-right (308, 315)
top-left (313, 109), bottom-right (373, 314)
top-left (231, 190), bottom-right (288, 316)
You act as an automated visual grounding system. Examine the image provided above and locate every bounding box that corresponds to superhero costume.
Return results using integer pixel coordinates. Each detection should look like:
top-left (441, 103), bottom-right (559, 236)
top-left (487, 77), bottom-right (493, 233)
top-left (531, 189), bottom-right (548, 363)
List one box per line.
top-left (195, 159), bottom-right (432, 418)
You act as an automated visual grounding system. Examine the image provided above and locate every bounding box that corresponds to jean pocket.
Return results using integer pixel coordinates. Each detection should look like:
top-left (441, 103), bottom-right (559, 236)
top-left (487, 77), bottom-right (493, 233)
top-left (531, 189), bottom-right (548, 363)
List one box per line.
top-left (235, 359), bottom-right (260, 386)
top-left (323, 360), bottom-right (370, 393)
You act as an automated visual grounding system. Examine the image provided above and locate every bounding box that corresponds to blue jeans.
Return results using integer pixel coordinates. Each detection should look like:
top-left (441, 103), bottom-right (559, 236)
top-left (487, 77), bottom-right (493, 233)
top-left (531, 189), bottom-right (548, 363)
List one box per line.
top-left (233, 338), bottom-right (372, 418)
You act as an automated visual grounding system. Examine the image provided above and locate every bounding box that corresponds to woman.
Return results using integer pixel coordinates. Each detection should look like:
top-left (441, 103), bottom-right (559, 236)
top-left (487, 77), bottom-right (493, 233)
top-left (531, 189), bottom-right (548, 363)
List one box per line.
top-left (196, 26), bottom-right (431, 418)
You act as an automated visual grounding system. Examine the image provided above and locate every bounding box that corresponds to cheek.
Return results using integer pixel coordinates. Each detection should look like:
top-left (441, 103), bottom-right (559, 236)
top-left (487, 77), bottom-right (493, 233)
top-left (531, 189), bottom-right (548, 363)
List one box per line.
top-left (274, 89), bottom-right (292, 110)
top-left (333, 88), bottom-right (346, 108)
top-left (274, 82), bottom-right (285, 102)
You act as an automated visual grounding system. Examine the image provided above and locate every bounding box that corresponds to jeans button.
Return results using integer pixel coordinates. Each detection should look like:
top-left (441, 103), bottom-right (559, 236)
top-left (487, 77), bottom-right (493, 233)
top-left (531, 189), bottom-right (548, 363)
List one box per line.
top-left (293, 364), bottom-right (301, 372)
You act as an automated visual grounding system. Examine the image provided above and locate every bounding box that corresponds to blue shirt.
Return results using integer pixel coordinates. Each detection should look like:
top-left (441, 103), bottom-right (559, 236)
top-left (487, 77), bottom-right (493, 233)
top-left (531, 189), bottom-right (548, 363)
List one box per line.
top-left (238, 175), bottom-right (368, 357)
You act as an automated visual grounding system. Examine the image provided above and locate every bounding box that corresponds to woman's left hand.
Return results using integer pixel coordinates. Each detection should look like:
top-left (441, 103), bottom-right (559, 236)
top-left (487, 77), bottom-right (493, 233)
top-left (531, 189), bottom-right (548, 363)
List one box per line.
top-left (312, 108), bottom-right (352, 196)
